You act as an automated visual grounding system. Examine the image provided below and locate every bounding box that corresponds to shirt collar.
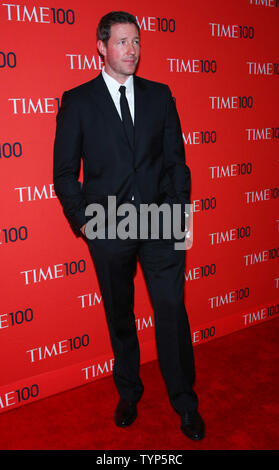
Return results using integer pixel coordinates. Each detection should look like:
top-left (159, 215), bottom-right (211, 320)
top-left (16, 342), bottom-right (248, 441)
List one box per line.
top-left (102, 67), bottom-right (134, 97)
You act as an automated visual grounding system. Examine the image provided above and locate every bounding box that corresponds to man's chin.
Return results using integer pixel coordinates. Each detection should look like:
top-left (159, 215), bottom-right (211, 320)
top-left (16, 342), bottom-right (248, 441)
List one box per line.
top-left (122, 63), bottom-right (138, 75)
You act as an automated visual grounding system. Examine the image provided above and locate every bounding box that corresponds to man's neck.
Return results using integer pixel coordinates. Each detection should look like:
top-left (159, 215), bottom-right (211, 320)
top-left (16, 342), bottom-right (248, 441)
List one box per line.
top-left (103, 66), bottom-right (132, 85)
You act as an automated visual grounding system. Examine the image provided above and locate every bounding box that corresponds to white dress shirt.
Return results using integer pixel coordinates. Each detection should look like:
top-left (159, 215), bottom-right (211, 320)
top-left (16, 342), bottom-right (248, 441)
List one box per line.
top-left (102, 67), bottom-right (135, 123)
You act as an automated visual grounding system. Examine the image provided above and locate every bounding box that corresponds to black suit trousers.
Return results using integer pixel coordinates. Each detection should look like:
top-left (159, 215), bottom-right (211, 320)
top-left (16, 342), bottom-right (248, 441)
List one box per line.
top-left (87, 216), bottom-right (198, 415)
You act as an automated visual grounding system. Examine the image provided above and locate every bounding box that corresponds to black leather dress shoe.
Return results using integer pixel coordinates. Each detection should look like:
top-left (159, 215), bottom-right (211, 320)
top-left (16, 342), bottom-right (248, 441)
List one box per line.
top-left (180, 410), bottom-right (205, 440)
top-left (114, 398), bottom-right (137, 427)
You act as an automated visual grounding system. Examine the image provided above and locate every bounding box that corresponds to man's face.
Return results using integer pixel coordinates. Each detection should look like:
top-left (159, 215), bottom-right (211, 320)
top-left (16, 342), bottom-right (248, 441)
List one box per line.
top-left (97, 22), bottom-right (140, 83)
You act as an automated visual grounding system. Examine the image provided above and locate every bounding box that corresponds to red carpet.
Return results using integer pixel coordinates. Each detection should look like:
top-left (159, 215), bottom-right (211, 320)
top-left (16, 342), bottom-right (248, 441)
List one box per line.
top-left (0, 318), bottom-right (278, 451)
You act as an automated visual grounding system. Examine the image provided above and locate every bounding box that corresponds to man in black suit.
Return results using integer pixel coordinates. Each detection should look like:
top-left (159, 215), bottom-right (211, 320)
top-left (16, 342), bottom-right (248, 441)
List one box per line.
top-left (53, 11), bottom-right (204, 440)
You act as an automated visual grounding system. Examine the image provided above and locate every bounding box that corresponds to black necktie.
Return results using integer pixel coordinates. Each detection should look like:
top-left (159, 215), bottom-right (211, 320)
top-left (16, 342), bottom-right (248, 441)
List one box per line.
top-left (119, 85), bottom-right (134, 149)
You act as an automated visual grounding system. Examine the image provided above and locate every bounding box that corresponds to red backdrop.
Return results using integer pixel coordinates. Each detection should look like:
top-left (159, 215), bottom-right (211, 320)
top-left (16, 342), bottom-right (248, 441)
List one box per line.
top-left (0, 0), bottom-right (278, 412)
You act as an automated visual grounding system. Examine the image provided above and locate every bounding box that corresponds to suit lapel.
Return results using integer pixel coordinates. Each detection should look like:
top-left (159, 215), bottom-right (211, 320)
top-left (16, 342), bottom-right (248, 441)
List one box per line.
top-left (134, 76), bottom-right (147, 152)
top-left (88, 73), bottom-right (128, 146)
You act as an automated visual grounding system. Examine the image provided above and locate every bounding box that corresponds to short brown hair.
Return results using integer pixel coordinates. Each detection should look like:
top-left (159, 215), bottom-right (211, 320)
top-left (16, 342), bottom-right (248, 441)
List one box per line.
top-left (97, 11), bottom-right (140, 45)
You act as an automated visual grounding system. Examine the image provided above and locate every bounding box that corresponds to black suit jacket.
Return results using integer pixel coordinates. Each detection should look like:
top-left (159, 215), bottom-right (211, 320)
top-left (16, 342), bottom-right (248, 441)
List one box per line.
top-left (53, 73), bottom-right (190, 235)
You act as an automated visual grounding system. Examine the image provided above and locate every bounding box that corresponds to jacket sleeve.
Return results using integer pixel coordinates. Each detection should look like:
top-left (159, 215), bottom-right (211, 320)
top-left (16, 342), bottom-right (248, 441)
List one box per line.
top-left (163, 86), bottom-right (191, 206)
top-left (53, 90), bottom-right (87, 235)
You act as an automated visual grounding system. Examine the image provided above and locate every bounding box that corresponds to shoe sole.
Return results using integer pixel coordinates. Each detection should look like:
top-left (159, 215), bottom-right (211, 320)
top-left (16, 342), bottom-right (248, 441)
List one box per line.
top-left (180, 425), bottom-right (205, 441)
top-left (115, 411), bottom-right (137, 428)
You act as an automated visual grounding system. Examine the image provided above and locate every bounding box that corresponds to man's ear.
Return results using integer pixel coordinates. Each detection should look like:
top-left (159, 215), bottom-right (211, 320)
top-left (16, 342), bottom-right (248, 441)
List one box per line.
top-left (97, 39), bottom-right (106, 58)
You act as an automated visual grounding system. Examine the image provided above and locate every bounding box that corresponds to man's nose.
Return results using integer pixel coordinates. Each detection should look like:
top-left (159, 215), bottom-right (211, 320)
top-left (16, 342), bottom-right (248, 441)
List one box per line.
top-left (127, 42), bottom-right (136, 54)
